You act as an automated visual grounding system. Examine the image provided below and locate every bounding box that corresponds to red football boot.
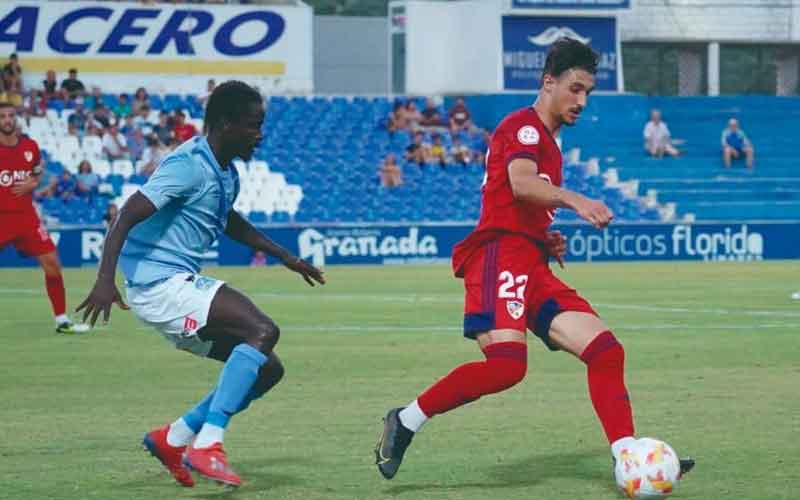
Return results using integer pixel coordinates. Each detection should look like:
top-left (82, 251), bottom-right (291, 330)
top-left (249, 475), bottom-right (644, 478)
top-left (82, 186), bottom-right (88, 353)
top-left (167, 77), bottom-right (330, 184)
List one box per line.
top-left (183, 443), bottom-right (242, 488)
top-left (142, 425), bottom-right (195, 487)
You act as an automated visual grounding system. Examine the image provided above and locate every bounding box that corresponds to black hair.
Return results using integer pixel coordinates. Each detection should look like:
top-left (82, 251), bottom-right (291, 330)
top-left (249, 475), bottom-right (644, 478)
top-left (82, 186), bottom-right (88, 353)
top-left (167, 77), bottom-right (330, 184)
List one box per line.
top-left (204, 80), bottom-right (263, 133)
top-left (542, 37), bottom-right (599, 79)
top-left (0, 101), bottom-right (15, 110)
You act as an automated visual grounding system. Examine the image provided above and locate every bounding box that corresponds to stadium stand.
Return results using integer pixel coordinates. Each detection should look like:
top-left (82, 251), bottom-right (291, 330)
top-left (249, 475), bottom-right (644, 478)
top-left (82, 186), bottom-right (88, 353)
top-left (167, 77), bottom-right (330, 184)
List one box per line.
top-left (21, 93), bottom-right (798, 226)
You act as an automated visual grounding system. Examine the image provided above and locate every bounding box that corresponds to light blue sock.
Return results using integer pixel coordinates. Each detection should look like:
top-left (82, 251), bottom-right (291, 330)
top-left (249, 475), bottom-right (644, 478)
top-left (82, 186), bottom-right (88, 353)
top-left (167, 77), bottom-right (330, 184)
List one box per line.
top-left (182, 390), bottom-right (215, 434)
top-left (205, 344), bottom-right (268, 429)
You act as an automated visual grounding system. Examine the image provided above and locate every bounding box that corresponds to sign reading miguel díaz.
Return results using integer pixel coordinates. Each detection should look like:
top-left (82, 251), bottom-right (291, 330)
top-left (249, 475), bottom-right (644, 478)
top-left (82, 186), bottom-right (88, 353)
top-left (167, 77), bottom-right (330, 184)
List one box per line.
top-left (512, 0), bottom-right (630, 9)
top-left (502, 16), bottom-right (618, 91)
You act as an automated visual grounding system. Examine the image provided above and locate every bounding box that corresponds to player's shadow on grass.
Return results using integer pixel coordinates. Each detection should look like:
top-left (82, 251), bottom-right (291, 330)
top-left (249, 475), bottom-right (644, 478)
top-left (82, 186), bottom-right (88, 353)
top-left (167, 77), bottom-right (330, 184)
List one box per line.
top-left (383, 449), bottom-right (608, 495)
top-left (122, 456), bottom-right (307, 497)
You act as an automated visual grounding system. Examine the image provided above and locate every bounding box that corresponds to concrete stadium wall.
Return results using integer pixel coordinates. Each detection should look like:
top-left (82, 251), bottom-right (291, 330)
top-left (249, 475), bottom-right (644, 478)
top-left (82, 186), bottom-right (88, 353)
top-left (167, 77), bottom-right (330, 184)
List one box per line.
top-left (313, 16), bottom-right (389, 94)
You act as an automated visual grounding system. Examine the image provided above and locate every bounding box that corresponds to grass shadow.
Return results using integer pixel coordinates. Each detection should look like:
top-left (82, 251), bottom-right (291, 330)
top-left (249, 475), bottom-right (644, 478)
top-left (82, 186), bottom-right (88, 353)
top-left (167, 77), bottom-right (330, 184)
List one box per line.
top-left (383, 448), bottom-right (610, 496)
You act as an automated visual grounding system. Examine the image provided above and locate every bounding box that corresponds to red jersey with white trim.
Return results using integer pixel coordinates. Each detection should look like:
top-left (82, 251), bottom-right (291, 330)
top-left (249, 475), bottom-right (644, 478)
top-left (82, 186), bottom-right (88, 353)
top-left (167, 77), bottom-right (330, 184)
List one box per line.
top-left (0, 135), bottom-right (41, 213)
top-left (452, 107), bottom-right (562, 276)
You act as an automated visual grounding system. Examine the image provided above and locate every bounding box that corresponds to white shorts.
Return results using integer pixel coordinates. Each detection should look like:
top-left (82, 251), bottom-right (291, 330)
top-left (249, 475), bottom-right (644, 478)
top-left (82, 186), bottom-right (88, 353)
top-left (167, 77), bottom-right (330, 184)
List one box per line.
top-left (126, 273), bottom-right (225, 357)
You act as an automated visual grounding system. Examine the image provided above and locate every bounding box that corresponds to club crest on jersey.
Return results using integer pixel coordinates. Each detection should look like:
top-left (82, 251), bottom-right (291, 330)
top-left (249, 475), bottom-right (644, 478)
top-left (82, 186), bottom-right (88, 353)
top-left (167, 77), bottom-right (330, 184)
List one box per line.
top-left (517, 126), bottom-right (540, 145)
top-left (506, 300), bottom-right (525, 320)
top-left (24, 151), bottom-right (33, 162)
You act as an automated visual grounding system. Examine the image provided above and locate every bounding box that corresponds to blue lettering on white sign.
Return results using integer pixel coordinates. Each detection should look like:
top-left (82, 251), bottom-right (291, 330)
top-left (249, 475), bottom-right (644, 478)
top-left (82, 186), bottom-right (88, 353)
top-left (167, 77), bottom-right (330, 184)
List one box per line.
top-left (0, 5), bottom-right (286, 57)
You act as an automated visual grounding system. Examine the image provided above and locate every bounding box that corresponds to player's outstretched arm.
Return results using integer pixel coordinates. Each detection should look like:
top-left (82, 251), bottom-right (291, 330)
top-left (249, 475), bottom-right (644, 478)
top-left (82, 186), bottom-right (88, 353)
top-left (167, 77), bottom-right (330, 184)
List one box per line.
top-left (508, 158), bottom-right (613, 229)
top-left (225, 211), bottom-right (325, 286)
top-left (76, 192), bottom-right (156, 326)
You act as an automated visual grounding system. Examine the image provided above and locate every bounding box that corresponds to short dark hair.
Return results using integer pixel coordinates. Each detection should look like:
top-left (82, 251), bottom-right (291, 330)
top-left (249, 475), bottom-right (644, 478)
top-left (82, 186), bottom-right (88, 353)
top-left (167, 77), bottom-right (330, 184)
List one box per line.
top-left (542, 37), bottom-right (598, 79)
top-left (204, 80), bottom-right (262, 132)
top-left (0, 101), bottom-right (15, 110)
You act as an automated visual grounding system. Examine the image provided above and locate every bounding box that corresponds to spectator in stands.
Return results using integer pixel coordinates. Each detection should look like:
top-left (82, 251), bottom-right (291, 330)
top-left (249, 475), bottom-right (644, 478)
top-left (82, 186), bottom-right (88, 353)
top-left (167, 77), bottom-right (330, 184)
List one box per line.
top-left (91, 103), bottom-right (112, 129)
top-left (113, 93), bottom-right (132, 118)
top-left (41, 70), bottom-right (60, 101)
top-left (55, 170), bottom-right (77, 201)
top-left (132, 87), bottom-right (149, 115)
top-left (379, 153), bottom-right (403, 188)
top-left (199, 78), bottom-right (216, 106)
top-left (60, 68), bottom-right (85, 100)
top-left (153, 110), bottom-right (173, 145)
top-left (172, 110), bottom-right (197, 143)
top-left (387, 101), bottom-right (409, 133)
top-left (0, 78), bottom-right (22, 108)
top-left (644, 109), bottom-right (680, 158)
top-left (450, 136), bottom-right (472, 165)
top-left (250, 250), bottom-right (267, 267)
top-left (75, 160), bottom-right (100, 198)
top-left (127, 127), bottom-right (147, 162)
top-left (134, 104), bottom-right (154, 135)
top-left (448, 97), bottom-right (475, 133)
top-left (103, 203), bottom-right (118, 230)
top-left (2, 53), bottom-right (22, 94)
top-left (102, 124), bottom-right (128, 160)
top-left (139, 135), bottom-right (167, 177)
top-left (405, 101), bottom-right (423, 130)
top-left (67, 97), bottom-right (88, 133)
top-left (721, 118), bottom-right (754, 169)
top-left (24, 90), bottom-right (46, 117)
top-left (429, 133), bottom-right (447, 166)
top-left (405, 131), bottom-right (428, 165)
top-left (88, 86), bottom-right (103, 109)
top-left (420, 98), bottom-right (444, 128)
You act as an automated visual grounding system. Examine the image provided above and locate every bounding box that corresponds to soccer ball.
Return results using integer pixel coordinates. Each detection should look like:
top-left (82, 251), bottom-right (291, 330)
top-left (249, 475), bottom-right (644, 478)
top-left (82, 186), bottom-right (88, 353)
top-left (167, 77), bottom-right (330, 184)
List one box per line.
top-left (614, 438), bottom-right (681, 499)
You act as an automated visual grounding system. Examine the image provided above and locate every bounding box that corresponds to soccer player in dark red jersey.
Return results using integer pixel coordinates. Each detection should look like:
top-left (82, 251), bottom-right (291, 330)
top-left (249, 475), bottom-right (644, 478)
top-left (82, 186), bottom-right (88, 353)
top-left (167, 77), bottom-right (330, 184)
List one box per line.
top-left (0, 102), bottom-right (87, 333)
top-left (375, 38), bottom-right (694, 481)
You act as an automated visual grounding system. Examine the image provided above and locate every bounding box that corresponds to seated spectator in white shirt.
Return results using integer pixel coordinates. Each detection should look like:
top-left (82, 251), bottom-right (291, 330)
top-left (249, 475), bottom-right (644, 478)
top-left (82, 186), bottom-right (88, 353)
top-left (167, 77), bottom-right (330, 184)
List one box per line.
top-left (102, 124), bottom-right (128, 160)
top-left (721, 118), bottom-right (754, 169)
top-left (450, 136), bottom-right (472, 165)
top-left (643, 109), bottom-right (680, 158)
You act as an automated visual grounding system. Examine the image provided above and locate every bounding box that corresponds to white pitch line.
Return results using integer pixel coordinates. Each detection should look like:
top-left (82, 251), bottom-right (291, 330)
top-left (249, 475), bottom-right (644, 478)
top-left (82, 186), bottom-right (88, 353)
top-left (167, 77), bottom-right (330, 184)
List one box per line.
top-left (2, 288), bottom-right (800, 318)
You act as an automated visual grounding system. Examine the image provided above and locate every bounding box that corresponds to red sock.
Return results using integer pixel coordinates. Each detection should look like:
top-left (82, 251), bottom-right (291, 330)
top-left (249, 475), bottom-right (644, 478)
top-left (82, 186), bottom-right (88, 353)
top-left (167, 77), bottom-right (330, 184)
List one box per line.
top-left (45, 273), bottom-right (66, 317)
top-left (417, 342), bottom-right (527, 417)
top-left (580, 331), bottom-right (635, 444)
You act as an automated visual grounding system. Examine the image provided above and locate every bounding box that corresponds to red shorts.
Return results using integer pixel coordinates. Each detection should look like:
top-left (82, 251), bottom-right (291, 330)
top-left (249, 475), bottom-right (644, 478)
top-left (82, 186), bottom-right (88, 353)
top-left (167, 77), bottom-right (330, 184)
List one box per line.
top-left (461, 234), bottom-right (596, 350)
top-left (0, 210), bottom-right (57, 258)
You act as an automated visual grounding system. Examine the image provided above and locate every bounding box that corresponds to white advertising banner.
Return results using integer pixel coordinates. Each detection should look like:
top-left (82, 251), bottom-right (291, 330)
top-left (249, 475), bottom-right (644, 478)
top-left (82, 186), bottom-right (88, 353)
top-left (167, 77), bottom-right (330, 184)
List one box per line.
top-left (0, 1), bottom-right (312, 93)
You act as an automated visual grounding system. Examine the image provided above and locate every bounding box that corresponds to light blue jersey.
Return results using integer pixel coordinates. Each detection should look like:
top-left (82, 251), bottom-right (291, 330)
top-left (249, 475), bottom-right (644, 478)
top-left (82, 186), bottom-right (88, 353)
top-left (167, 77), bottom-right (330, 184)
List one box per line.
top-left (119, 136), bottom-right (240, 287)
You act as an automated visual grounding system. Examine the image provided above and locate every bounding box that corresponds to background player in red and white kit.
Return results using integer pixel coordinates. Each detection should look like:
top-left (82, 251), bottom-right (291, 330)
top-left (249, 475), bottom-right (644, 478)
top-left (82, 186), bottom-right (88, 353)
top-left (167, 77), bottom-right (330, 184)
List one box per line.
top-left (375, 38), bottom-right (693, 481)
top-left (0, 102), bottom-right (88, 333)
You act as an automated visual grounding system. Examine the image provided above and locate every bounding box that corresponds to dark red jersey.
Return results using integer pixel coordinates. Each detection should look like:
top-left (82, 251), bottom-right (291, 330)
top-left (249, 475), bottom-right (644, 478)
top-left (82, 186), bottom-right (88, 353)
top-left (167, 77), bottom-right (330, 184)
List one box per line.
top-left (453, 107), bottom-right (562, 276)
top-left (0, 135), bottom-right (41, 213)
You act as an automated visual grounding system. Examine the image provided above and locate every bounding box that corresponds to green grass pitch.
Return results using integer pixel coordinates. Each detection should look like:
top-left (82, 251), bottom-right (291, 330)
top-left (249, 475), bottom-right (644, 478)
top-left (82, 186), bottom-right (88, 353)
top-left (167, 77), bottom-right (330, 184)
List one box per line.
top-left (1, 261), bottom-right (797, 500)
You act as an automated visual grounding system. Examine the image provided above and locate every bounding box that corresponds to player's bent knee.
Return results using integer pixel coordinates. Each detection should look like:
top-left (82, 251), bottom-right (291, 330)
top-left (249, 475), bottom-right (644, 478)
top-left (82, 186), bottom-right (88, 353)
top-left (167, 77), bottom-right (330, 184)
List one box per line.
top-left (249, 318), bottom-right (281, 353)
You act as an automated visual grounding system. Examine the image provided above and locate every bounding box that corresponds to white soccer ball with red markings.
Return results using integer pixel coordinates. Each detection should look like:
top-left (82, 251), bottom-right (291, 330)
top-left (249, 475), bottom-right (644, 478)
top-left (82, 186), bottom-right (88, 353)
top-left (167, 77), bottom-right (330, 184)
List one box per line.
top-left (614, 438), bottom-right (681, 499)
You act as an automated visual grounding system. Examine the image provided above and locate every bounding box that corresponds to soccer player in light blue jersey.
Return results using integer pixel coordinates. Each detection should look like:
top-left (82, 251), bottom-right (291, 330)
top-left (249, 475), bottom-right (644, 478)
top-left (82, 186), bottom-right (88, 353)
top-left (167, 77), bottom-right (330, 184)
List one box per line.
top-left (77, 81), bottom-right (325, 488)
